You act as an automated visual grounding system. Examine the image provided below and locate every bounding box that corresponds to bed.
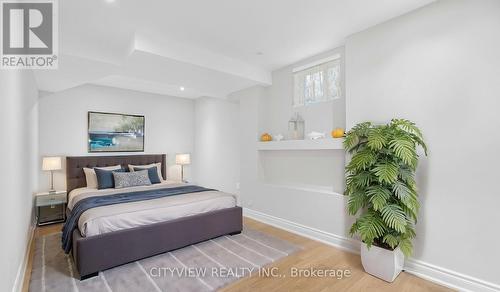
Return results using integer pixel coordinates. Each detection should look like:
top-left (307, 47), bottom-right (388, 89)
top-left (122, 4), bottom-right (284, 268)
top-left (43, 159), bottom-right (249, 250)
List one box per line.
top-left (65, 154), bottom-right (242, 280)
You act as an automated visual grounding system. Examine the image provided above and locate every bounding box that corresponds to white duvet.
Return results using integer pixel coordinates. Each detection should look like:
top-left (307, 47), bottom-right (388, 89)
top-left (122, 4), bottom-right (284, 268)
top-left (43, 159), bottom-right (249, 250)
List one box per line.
top-left (68, 181), bottom-right (237, 237)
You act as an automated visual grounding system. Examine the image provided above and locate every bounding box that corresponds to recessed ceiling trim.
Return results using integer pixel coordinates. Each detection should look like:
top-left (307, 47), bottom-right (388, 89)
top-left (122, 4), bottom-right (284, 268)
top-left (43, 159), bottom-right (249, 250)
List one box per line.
top-left (134, 32), bottom-right (272, 85)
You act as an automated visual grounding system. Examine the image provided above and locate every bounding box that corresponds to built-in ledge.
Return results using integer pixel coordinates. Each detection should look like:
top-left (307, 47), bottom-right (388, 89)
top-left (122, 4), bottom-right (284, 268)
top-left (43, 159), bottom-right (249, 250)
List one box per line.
top-left (260, 182), bottom-right (343, 196)
top-left (257, 139), bottom-right (344, 151)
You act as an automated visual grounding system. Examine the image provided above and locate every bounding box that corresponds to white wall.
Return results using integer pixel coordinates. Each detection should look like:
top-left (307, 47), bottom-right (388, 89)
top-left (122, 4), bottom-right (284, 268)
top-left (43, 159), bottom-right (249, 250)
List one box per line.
top-left (346, 0), bottom-right (500, 287)
top-left (233, 86), bottom-right (265, 198)
top-left (193, 97), bottom-right (240, 194)
top-left (0, 70), bottom-right (39, 292)
top-left (38, 84), bottom-right (195, 191)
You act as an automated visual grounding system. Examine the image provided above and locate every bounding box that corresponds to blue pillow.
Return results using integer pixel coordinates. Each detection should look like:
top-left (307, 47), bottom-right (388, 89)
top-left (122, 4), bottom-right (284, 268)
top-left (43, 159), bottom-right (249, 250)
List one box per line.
top-left (134, 166), bottom-right (161, 184)
top-left (94, 168), bottom-right (125, 189)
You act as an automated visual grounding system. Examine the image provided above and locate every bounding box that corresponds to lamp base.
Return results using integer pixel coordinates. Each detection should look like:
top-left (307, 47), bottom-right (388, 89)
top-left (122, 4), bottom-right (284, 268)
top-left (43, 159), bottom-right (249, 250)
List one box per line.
top-left (48, 170), bottom-right (57, 194)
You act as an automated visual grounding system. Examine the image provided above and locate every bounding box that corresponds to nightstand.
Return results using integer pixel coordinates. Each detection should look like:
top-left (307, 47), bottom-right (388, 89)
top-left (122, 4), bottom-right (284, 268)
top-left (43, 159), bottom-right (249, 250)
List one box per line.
top-left (35, 191), bottom-right (67, 226)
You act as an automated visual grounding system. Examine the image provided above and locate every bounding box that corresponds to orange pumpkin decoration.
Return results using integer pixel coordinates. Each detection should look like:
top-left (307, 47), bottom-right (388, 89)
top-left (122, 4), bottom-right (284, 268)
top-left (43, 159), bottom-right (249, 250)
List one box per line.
top-left (260, 133), bottom-right (273, 142)
top-left (331, 128), bottom-right (345, 138)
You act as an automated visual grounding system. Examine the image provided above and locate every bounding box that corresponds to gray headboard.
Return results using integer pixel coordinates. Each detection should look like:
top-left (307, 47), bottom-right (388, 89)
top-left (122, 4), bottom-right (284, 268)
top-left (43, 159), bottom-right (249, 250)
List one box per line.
top-left (66, 154), bottom-right (166, 193)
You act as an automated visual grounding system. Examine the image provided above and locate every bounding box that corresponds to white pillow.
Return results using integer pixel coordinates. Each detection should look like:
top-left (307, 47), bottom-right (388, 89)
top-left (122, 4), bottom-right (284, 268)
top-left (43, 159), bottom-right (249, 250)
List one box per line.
top-left (83, 165), bottom-right (122, 189)
top-left (128, 163), bottom-right (164, 181)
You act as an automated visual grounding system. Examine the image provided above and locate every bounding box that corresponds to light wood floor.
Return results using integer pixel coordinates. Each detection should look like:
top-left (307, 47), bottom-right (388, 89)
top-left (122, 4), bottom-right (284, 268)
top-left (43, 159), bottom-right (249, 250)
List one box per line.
top-left (22, 218), bottom-right (453, 292)
top-left (22, 223), bottom-right (64, 292)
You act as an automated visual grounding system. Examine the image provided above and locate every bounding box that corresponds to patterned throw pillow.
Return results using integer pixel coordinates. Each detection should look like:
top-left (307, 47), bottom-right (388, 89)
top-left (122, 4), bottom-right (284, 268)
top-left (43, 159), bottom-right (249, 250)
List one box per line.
top-left (113, 170), bottom-right (152, 189)
top-left (133, 166), bottom-right (162, 184)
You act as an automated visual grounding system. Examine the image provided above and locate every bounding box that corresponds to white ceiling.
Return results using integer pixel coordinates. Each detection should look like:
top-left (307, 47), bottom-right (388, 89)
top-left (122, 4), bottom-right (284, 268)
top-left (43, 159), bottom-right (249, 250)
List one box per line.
top-left (35, 0), bottom-right (435, 98)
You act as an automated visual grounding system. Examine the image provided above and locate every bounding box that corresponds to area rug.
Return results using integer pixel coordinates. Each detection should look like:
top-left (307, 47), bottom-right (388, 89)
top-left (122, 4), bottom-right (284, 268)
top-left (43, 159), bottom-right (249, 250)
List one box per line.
top-left (29, 228), bottom-right (300, 292)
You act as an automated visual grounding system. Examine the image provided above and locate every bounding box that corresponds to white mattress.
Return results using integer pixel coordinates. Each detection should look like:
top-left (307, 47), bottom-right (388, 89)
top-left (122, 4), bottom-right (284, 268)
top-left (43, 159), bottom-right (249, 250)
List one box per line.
top-left (68, 182), bottom-right (237, 237)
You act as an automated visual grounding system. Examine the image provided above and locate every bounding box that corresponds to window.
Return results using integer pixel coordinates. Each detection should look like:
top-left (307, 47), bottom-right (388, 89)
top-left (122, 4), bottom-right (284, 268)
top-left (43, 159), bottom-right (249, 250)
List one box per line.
top-left (293, 55), bottom-right (341, 107)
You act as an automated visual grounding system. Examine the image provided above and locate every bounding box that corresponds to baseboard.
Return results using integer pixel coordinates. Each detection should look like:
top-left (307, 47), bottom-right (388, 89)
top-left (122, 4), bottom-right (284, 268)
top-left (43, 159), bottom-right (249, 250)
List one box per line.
top-left (243, 208), bottom-right (360, 254)
top-left (12, 224), bottom-right (35, 292)
top-left (404, 259), bottom-right (500, 292)
top-left (243, 207), bottom-right (500, 292)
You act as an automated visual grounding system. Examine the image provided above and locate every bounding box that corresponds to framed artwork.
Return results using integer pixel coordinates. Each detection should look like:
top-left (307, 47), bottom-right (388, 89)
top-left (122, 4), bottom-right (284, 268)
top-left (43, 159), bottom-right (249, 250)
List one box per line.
top-left (88, 111), bottom-right (145, 153)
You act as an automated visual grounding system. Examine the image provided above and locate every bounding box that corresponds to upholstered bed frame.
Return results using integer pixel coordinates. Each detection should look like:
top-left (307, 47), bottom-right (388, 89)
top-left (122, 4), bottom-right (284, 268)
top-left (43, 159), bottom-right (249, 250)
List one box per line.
top-left (66, 154), bottom-right (243, 280)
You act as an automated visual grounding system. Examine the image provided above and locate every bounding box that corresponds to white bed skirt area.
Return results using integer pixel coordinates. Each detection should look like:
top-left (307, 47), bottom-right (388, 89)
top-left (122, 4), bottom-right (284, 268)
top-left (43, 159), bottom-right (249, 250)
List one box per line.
top-left (68, 182), bottom-right (237, 237)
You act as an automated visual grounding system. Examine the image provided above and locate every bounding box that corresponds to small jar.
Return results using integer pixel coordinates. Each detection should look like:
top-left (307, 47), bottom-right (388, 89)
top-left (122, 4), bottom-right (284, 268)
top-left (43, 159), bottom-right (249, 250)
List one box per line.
top-left (288, 112), bottom-right (305, 140)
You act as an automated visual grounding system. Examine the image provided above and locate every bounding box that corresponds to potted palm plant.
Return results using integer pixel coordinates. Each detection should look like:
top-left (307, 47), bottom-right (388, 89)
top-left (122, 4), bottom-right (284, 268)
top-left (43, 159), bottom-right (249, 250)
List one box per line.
top-left (344, 119), bottom-right (427, 282)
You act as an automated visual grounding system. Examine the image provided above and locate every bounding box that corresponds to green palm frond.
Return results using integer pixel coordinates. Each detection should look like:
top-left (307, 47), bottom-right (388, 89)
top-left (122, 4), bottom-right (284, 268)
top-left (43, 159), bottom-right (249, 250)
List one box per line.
top-left (399, 238), bottom-right (413, 257)
top-left (345, 119), bottom-right (426, 257)
top-left (380, 204), bottom-right (407, 233)
top-left (392, 180), bottom-right (418, 208)
top-left (404, 223), bottom-right (417, 239)
top-left (357, 212), bottom-right (387, 246)
top-left (343, 132), bottom-right (360, 152)
top-left (398, 167), bottom-right (415, 185)
top-left (367, 128), bottom-right (386, 150)
top-left (352, 171), bottom-right (373, 188)
top-left (346, 173), bottom-right (354, 185)
top-left (392, 119), bottom-right (423, 140)
top-left (401, 201), bottom-right (419, 222)
top-left (348, 190), bottom-right (366, 215)
top-left (349, 220), bottom-right (360, 237)
top-left (410, 133), bottom-right (428, 155)
top-left (366, 186), bottom-right (391, 211)
top-left (350, 121), bottom-right (372, 136)
top-left (404, 191), bottom-right (419, 217)
top-left (373, 161), bottom-right (399, 184)
top-left (347, 150), bottom-right (376, 171)
top-left (393, 119), bottom-right (427, 154)
top-left (383, 234), bottom-right (399, 249)
top-left (393, 181), bottom-right (419, 220)
top-left (392, 181), bottom-right (411, 199)
top-left (389, 136), bottom-right (416, 167)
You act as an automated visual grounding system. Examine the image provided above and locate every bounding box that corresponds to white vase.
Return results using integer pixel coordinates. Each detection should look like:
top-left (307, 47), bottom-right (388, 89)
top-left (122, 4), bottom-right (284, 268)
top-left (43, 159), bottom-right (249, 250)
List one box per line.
top-left (360, 242), bottom-right (404, 282)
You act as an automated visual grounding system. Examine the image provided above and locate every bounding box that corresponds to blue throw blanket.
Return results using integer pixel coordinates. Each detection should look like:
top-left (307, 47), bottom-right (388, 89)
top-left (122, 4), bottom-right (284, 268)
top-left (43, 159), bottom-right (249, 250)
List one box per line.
top-left (62, 185), bottom-right (215, 253)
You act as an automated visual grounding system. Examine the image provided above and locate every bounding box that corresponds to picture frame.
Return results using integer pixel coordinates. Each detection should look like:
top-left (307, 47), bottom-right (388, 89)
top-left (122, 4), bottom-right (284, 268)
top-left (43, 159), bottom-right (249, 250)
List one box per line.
top-left (88, 111), bottom-right (145, 153)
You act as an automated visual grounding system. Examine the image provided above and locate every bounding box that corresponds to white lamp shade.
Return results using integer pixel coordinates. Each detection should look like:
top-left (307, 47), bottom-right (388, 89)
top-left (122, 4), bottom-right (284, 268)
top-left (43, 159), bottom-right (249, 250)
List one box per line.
top-left (175, 153), bottom-right (191, 165)
top-left (42, 156), bottom-right (62, 171)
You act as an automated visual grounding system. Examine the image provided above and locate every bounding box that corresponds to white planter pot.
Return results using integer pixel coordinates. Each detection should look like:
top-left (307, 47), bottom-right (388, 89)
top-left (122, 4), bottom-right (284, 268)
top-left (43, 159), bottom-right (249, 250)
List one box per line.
top-left (361, 242), bottom-right (404, 282)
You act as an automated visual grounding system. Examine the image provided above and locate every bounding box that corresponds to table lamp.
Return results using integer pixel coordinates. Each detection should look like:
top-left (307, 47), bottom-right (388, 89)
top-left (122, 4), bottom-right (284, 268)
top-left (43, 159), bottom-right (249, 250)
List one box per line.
top-left (42, 156), bottom-right (62, 193)
top-left (175, 153), bottom-right (191, 182)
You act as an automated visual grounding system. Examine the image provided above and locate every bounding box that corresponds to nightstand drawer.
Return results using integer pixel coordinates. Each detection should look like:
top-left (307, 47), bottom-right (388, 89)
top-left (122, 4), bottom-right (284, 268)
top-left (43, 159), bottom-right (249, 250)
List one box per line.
top-left (36, 192), bottom-right (67, 207)
top-left (38, 204), bottom-right (65, 225)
